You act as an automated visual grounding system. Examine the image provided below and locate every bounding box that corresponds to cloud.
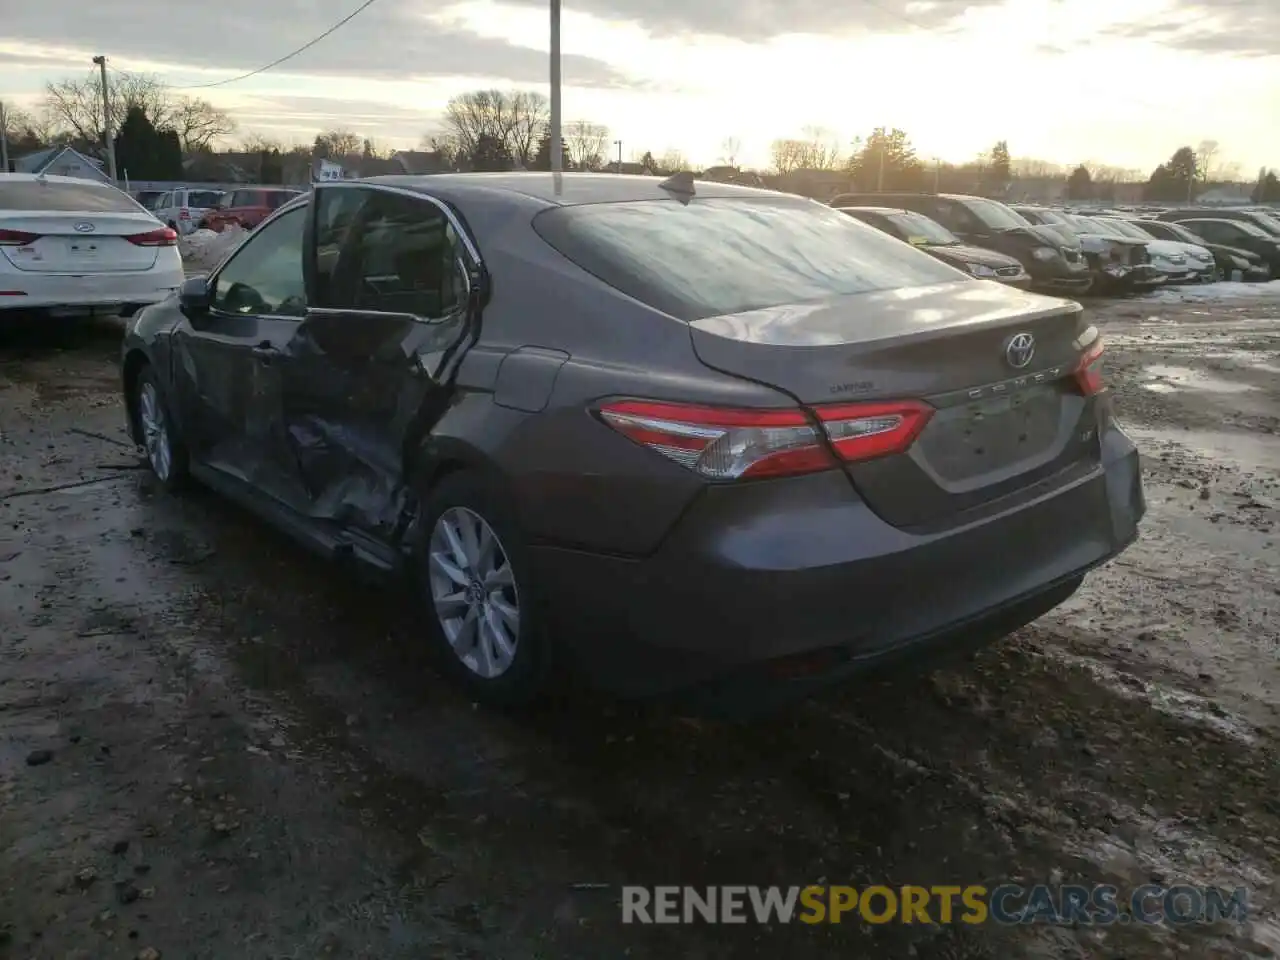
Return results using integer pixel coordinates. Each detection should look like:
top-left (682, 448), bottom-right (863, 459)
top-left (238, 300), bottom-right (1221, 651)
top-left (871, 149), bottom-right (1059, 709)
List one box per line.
top-left (1106, 1), bottom-right (1280, 57)
top-left (494, 0), bottom-right (1000, 41)
top-left (2, 0), bottom-right (631, 87)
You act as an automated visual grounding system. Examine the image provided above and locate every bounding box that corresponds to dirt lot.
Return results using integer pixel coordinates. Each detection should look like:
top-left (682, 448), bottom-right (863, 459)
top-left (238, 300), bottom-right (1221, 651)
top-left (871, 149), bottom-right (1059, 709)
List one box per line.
top-left (1, 289), bottom-right (1278, 959)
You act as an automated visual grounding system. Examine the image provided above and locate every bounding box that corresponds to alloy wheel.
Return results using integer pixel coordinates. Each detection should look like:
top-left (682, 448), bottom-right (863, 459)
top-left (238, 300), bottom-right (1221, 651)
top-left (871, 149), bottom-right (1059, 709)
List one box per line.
top-left (138, 381), bottom-right (172, 482)
top-left (427, 506), bottom-right (520, 679)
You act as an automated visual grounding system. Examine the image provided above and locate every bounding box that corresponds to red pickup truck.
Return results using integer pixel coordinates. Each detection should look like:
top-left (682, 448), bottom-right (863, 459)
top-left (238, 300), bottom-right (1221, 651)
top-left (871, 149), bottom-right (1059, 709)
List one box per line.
top-left (198, 187), bottom-right (304, 232)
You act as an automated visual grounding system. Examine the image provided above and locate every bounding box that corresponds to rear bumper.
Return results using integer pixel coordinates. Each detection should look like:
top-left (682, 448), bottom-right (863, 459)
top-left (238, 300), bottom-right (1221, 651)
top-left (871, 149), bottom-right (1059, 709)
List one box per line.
top-left (0, 262), bottom-right (183, 313)
top-left (537, 420), bottom-right (1145, 705)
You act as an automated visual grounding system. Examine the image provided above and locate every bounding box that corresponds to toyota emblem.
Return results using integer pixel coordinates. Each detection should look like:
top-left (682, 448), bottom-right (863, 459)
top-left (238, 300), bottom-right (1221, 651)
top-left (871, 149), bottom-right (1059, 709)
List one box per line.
top-left (1004, 332), bottom-right (1035, 369)
top-left (72, 221), bottom-right (95, 233)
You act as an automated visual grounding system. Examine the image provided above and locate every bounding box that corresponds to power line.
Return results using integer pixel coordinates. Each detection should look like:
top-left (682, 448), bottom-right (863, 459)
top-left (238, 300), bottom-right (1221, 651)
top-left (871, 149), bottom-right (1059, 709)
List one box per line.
top-left (170, 0), bottom-right (382, 90)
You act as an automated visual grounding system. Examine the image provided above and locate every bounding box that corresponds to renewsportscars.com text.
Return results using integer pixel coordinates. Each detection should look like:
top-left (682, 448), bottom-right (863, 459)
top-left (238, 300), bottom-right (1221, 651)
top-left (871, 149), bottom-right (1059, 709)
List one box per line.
top-left (621, 884), bottom-right (1248, 926)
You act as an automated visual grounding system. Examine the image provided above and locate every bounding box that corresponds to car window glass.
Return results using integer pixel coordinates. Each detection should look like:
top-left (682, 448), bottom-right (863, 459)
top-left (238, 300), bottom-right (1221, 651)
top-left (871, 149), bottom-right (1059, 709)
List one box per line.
top-left (0, 180), bottom-right (144, 213)
top-left (938, 202), bottom-right (983, 234)
top-left (187, 190), bottom-right (223, 208)
top-left (315, 187), bottom-right (466, 318)
top-left (210, 207), bottom-right (307, 317)
top-left (533, 197), bottom-right (964, 323)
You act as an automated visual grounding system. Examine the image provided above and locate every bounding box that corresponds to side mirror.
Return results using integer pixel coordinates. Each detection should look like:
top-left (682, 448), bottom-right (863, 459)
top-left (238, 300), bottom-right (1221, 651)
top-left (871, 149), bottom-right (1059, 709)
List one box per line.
top-left (179, 276), bottom-right (212, 315)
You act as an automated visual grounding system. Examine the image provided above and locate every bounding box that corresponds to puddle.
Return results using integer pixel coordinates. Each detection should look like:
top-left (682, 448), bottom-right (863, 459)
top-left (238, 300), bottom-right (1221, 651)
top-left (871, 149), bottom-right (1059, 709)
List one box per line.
top-left (1125, 426), bottom-right (1280, 473)
top-left (1142, 365), bottom-right (1257, 394)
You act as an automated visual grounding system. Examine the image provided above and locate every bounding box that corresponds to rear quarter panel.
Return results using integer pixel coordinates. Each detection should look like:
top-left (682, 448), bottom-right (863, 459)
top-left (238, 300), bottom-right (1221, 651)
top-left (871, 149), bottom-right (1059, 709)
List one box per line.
top-left (440, 217), bottom-right (800, 556)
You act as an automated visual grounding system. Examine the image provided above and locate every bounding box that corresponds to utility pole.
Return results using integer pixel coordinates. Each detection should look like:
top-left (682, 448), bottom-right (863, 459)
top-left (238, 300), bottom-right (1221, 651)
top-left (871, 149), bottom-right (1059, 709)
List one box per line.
top-left (549, 0), bottom-right (562, 175)
top-left (0, 101), bottom-right (9, 174)
top-left (933, 158), bottom-right (941, 193)
top-left (615, 140), bottom-right (622, 173)
top-left (92, 55), bottom-right (118, 182)
top-left (876, 146), bottom-right (885, 192)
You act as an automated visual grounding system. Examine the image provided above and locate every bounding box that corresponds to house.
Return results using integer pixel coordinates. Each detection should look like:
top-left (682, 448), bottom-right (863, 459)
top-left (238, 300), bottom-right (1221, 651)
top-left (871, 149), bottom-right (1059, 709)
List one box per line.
top-left (12, 146), bottom-right (112, 183)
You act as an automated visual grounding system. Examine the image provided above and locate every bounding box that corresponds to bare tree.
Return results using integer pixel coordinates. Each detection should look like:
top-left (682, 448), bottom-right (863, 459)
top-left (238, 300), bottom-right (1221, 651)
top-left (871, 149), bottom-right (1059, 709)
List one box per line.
top-left (566, 120), bottom-right (609, 170)
top-left (507, 91), bottom-right (548, 166)
top-left (800, 125), bottom-right (841, 170)
top-left (421, 132), bottom-right (463, 170)
top-left (770, 138), bottom-right (808, 174)
top-left (719, 136), bottom-right (742, 167)
top-left (0, 105), bottom-right (49, 156)
top-left (170, 97), bottom-right (236, 152)
top-left (657, 149), bottom-right (688, 174)
top-left (1194, 139), bottom-right (1219, 182)
top-left (1010, 157), bottom-right (1064, 178)
top-left (241, 132), bottom-right (283, 153)
top-left (1218, 160), bottom-right (1244, 182)
top-left (442, 89), bottom-right (518, 159)
top-left (42, 69), bottom-right (231, 150)
top-left (314, 129), bottom-right (362, 158)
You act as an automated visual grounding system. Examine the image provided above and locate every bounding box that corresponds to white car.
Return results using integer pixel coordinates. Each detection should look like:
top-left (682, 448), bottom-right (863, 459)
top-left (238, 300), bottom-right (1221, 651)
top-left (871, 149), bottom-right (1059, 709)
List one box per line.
top-left (1100, 217), bottom-right (1218, 282)
top-left (152, 186), bottom-right (225, 236)
top-left (0, 174), bottom-right (184, 317)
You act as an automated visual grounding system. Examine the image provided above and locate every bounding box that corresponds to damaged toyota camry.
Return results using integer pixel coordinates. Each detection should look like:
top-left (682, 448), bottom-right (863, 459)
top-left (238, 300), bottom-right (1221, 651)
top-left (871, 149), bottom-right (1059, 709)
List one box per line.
top-left (119, 173), bottom-right (1145, 712)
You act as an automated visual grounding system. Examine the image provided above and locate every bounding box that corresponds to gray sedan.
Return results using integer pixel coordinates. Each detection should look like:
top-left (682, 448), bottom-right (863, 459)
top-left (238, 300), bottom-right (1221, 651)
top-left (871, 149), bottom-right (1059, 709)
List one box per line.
top-left (118, 173), bottom-right (1145, 711)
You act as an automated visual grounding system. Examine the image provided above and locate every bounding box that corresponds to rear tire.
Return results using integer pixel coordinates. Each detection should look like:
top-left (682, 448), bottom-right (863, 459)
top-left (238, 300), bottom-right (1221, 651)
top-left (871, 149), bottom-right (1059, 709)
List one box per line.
top-left (414, 471), bottom-right (551, 707)
top-left (132, 363), bottom-right (189, 493)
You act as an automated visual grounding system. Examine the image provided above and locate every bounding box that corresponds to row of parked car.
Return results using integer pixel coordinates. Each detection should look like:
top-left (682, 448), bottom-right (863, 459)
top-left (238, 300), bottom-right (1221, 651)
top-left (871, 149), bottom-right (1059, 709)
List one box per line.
top-left (132, 185), bottom-right (303, 235)
top-left (830, 192), bottom-right (1280, 296)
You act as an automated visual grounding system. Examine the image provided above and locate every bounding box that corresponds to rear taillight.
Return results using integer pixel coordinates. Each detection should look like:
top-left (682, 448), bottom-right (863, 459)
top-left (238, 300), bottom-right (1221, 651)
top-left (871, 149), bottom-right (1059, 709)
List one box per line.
top-left (125, 227), bottom-right (178, 247)
top-left (180, 208), bottom-right (191, 220)
top-left (0, 229), bottom-right (40, 246)
top-left (596, 399), bottom-right (933, 480)
top-left (1074, 340), bottom-right (1105, 396)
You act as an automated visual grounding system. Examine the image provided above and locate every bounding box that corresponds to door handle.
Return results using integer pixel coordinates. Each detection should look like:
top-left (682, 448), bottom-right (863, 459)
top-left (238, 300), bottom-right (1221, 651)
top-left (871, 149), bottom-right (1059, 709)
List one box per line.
top-left (251, 341), bottom-right (279, 363)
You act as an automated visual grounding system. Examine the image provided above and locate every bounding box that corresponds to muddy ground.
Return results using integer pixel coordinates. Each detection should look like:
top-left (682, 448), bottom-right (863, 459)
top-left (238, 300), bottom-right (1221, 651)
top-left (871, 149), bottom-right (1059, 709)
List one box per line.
top-left (1, 290), bottom-right (1279, 959)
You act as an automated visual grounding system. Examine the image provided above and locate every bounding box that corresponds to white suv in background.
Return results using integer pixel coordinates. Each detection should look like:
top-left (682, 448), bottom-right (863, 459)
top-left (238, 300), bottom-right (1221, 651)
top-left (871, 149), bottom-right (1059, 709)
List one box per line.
top-left (153, 187), bottom-right (225, 235)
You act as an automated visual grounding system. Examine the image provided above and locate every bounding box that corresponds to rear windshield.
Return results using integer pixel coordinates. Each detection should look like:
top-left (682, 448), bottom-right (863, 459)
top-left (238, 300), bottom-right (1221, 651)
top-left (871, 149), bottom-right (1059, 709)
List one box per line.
top-left (958, 197), bottom-right (1030, 231)
top-left (1077, 216), bottom-right (1126, 239)
top-left (1194, 219), bottom-right (1268, 238)
top-left (1033, 209), bottom-right (1070, 225)
top-left (885, 211), bottom-right (958, 245)
top-left (532, 197), bottom-right (966, 321)
top-left (1247, 213), bottom-right (1280, 234)
top-left (1105, 219), bottom-right (1155, 240)
top-left (0, 180), bottom-right (143, 213)
top-left (186, 190), bottom-right (223, 208)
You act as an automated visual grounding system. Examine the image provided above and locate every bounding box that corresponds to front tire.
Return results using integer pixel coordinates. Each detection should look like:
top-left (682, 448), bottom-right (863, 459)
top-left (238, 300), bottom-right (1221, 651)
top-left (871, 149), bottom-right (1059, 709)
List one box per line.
top-left (414, 471), bottom-right (550, 707)
top-left (133, 364), bottom-right (189, 492)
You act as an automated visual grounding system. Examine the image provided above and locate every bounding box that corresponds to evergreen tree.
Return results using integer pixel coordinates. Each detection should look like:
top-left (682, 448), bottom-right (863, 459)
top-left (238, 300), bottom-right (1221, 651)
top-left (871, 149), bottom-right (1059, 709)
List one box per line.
top-left (1065, 165), bottom-right (1093, 200)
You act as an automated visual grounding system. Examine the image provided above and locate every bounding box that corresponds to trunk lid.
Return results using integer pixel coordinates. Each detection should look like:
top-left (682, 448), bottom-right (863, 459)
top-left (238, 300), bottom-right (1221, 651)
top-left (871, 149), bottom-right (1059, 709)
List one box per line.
top-left (0, 213), bottom-right (161, 273)
top-left (688, 281), bottom-right (1100, 529)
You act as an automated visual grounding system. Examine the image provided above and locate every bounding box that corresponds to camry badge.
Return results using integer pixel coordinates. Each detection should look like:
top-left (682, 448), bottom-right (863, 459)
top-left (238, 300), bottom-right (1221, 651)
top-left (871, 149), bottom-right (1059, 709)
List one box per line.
top-left (1005, 332), bottom-right (1035, 369)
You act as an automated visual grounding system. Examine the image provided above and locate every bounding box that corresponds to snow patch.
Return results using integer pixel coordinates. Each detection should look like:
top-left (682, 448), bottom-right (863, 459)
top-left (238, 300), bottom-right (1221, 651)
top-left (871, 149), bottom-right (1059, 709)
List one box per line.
top-left (1042, 649), bottom-right (1260, 746)
top-left (179, 225), bottom-right (248, 273)
top-left (1139, 280), bottom-right (1280, 303)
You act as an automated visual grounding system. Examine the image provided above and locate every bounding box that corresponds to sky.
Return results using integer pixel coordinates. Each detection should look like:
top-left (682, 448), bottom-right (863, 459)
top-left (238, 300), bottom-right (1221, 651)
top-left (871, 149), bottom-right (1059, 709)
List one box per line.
top-left (1, 0), bottom-right (1278, 172)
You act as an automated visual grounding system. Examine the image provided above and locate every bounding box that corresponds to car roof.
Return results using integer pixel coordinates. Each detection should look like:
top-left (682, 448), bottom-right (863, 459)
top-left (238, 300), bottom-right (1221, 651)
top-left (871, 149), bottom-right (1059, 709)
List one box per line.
top-left (356, 172), bottom-right (795, 209)
top-left (838, 206), bottom-right (910, 216)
